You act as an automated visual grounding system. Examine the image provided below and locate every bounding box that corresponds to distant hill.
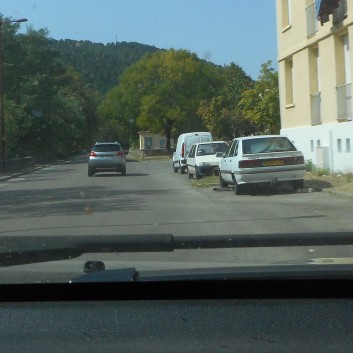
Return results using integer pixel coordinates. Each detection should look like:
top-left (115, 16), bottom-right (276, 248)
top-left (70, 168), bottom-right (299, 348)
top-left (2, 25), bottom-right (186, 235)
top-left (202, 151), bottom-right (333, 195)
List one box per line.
top-left (51, 39), bottom-right (161, 93)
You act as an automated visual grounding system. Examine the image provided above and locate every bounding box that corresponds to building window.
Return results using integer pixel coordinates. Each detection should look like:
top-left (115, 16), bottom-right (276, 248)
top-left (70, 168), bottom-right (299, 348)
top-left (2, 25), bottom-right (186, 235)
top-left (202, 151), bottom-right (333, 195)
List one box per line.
top-left (310, 140), bottom-right (314, 152)
top-left (337, 139), bottom-right (342, 153)
top-left (282, 0), bottom-right (292, 29)
top-left (317, 140), bottom-right (321, 147)
top-left (285, 58), bottom-right (294, 105)
top-left (347, 138), bottom-right (351, 153)
top-left (336, 34), bottom-right (352, 120)
top-left (160, 139), bottom-right (166, 149)
top-left (306, 2), bottom-right (318, 36)
top-left (333, 0), bottom-right (348, 23)
top-left (309, 47), bottom-right (321, 124)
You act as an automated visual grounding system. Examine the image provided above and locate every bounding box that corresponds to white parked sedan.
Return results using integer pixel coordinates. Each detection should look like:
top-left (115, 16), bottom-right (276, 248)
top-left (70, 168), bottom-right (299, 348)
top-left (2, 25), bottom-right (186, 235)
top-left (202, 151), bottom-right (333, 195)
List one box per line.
top-left (218, 135), bottom-right (306, 194)
top-left (187, 141), bottom-right (229, 179)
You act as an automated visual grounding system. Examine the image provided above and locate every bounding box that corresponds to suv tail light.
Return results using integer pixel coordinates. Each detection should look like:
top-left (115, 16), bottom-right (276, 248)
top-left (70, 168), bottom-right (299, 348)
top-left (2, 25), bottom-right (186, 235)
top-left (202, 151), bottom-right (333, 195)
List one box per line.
top-left (90, 151), bottom-right (97, 157)
top-left (116, 151), bottom-right (124, 157)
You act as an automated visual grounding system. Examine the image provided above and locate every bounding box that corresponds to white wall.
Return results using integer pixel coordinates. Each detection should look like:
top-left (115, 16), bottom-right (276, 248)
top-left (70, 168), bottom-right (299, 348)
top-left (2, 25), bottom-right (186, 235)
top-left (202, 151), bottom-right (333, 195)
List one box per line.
top-left (281, 121), bottom-right (353, 173)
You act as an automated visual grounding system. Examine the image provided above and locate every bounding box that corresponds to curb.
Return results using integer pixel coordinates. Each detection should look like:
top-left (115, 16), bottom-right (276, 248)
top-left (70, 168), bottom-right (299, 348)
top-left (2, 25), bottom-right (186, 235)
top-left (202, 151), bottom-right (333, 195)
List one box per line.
top-left (0, 164), bottom-right (53, 182)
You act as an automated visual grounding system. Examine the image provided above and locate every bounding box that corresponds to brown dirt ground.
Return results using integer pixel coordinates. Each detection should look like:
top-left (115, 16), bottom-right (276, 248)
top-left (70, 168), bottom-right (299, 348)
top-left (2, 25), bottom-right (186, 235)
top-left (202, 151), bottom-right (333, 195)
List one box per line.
top-left (304, 172), bottom-right (353, 195)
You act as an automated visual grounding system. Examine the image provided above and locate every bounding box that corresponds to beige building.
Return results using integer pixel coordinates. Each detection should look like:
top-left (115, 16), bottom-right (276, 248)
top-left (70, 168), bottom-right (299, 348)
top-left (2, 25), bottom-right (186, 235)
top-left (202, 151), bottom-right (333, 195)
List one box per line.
top-left (276, 0), bottom-right (353, 172)
top-left (138, 131), bottom-right (175, 154)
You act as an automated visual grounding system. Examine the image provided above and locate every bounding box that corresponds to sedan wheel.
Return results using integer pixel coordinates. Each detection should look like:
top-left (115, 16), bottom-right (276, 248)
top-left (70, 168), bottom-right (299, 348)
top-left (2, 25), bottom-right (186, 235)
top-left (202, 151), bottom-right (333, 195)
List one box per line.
top-left (195, 166), bottom-right (201, 180)
top-left (232, 174), bottom-right (242, 195)
top-left (219, 172), bottom-right (228, 187)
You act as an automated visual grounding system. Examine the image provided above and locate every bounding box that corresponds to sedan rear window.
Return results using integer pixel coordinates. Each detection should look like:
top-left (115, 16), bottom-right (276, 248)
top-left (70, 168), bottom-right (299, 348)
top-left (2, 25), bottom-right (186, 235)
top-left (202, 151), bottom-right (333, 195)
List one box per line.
top-left (92, 144), bottom-right (121, 152)
top-left (242, 137), bottom-right (297, 154)
top-left (197, 143), bottom-right (228, 156)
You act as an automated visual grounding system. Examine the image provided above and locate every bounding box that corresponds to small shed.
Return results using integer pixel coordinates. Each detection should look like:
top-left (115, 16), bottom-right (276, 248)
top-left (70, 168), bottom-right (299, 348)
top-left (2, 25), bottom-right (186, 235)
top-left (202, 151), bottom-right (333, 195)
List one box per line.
top-left (138, 131), bottom-right (174, 156)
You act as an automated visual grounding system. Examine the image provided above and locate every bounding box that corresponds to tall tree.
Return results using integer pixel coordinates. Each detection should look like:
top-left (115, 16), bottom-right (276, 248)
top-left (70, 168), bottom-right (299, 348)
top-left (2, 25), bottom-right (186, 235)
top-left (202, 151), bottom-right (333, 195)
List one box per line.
top-left (197, 63), bottom-right (254, 140)
top-left (239, 61), bottom-right (280, 134)
top-left (98, 49), bottom-right (222, 151)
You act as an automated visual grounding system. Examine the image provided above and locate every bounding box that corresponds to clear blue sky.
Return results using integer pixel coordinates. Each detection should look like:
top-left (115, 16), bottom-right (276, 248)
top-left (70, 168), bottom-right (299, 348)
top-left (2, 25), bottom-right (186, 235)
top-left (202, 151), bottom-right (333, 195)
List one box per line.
top-left (1, 0), bottom-right (278, 79)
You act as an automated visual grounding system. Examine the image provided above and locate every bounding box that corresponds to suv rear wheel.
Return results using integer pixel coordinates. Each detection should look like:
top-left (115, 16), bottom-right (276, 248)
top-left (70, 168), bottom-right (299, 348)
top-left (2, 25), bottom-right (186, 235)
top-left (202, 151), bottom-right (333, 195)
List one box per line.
top-left (88, 167), bottom-right (95, 177)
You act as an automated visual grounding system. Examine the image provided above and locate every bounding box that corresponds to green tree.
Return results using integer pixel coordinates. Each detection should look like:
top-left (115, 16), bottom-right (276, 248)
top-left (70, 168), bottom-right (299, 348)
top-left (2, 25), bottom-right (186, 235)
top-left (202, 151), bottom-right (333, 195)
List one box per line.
top-left (197, 63), bottom-right (254, 140)
top-left (98, 49), bottom-right (222, 151)
top-left (239, 61), bottom-right (280, 134)
top-left (0, 16), bottom-right (101, 159)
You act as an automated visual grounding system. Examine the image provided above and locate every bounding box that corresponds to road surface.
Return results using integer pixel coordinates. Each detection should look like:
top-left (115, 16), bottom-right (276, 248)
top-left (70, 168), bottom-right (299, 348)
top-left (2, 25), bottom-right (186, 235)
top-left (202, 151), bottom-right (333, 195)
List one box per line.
top-left (0, 155), bottom-right (352, 282)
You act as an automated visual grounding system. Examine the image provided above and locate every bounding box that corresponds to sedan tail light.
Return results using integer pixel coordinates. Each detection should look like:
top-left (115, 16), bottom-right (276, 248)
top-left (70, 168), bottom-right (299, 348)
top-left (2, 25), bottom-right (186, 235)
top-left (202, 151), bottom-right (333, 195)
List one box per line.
top-left (116, 151), bottom-right (124, 157)
top-left (283, 156), bottom-right (305, 165)
top-left (90, 151), bottom-right (97, 157)
top-left (238, 159), bottom-right (262, 168)
top-left (239, 156), bottom-right (304, 169)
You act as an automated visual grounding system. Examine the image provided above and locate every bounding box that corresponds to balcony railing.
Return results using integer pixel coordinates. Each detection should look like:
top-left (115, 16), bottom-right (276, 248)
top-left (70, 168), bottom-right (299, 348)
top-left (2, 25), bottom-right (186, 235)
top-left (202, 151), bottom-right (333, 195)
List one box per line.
top-left (336, 83), bottom-right (352, 120)
top-left (310, 92), bottom-right (321, 124)
top-left (306, 3), bottom-right (318, 36)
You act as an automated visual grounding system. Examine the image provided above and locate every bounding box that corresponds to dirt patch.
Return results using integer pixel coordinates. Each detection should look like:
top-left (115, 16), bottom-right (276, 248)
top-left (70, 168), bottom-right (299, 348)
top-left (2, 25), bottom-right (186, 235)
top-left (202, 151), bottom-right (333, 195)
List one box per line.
top-left (304, 172), bottom-right (353, 195)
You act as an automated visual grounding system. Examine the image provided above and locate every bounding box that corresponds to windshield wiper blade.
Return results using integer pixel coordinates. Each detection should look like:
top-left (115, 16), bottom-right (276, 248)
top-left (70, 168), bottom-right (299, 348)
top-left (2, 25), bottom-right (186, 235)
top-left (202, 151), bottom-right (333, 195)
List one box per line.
top-left (1, 232), bottom-right (353, 267)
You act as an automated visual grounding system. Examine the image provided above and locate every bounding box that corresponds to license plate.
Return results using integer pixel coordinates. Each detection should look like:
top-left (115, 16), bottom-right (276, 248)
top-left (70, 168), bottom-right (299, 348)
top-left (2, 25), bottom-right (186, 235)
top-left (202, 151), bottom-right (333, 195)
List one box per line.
top-left (263, 160), bottom-right (284, 167)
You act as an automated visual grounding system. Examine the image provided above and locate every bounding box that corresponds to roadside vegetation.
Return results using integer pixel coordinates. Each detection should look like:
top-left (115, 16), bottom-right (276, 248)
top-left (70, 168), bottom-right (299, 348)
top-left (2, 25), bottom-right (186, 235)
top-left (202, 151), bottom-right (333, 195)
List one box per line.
top-left (1, 12), bottom-right (280, 164)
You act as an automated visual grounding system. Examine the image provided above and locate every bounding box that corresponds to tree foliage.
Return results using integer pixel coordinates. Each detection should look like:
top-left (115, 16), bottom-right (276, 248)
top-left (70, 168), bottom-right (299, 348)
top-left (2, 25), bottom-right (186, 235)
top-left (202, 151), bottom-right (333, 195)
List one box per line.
top-left (197, 63), bottom-right (255, 140)
top-left (98, 49), bottom-right (223, 150)
top-left (51, 39), bottom-right (160, 93)
top-left (0, 16), bottom-right (100, 159)
top-left (239, 61), bottom-right (280, 134)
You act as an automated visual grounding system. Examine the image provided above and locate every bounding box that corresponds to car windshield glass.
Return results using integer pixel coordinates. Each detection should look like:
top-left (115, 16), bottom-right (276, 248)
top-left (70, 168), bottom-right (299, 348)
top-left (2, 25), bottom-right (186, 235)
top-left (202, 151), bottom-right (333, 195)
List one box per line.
top-left (93, 144), bottom-right (121, 152)
top-left (242, 137), bottom-right (297, 154)
top-left (0, 0), bottom-right (353, 287)
top-left (186, 136), bottom-right (202, 149)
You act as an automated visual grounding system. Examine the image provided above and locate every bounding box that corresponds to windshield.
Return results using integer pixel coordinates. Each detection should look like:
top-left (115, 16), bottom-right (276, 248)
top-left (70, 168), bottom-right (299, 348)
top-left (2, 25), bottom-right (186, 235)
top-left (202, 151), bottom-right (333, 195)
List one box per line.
top-left (0, 0), bottom-right (353, 286)
top-left (196, 143), bottom-right (227, 156)
top-left (242, 137), bottom-right (297, 154)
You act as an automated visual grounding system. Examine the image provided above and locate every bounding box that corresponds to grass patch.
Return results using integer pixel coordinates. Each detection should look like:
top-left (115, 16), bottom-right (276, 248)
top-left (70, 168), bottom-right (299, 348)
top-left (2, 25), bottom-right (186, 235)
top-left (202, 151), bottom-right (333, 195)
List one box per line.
top-left (190, 175), bottom-right (219, 187)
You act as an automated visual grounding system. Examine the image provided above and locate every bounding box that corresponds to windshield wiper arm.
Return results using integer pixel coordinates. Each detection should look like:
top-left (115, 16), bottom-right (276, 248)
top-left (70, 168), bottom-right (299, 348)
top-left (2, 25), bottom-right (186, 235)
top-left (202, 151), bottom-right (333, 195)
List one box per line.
top-left (1, 232), bottom-right (353, 267)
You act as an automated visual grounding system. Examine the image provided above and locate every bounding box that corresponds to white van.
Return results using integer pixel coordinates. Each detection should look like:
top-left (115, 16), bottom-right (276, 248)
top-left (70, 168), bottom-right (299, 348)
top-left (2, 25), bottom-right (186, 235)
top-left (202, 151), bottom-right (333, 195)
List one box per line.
top-left (172, 132), bottom-right (212, 174)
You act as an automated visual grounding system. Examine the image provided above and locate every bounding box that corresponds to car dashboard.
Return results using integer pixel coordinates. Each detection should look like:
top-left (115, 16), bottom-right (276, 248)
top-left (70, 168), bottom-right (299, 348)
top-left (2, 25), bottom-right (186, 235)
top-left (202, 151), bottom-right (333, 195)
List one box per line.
top-left (1, 278), bottom-right (353, 353)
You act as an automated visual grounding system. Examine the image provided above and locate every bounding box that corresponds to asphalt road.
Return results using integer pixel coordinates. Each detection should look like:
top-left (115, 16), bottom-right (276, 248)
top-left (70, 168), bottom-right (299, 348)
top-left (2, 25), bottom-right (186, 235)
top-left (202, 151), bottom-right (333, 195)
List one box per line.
top-left (0, 155), bottom-right (353, 281)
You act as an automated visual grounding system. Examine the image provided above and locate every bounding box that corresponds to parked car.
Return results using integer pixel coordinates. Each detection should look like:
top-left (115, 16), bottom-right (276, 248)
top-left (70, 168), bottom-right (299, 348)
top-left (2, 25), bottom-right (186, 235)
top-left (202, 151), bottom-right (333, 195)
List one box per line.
top-left (172, 132), bottom-right (212, 174)
top-left (88, 141), bottom-right (128, 177)
top-left (218, 135), bottom-right (306, 194)
top-left (186, 141), bottom-right (229, 179)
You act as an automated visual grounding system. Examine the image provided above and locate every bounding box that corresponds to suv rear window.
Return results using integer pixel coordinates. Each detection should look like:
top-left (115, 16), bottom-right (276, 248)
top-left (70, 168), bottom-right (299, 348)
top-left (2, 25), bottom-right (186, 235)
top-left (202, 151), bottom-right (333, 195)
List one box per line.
top-left (92, 144), bottom-right (121, 152)
top-left (242, 137), bottom-right (297, 154)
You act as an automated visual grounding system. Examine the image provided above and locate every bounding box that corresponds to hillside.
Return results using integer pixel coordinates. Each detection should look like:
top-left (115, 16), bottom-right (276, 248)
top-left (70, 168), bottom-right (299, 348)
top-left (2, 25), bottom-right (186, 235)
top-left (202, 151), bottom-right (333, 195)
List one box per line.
top-left (51, 39), bottom-right (161, 93)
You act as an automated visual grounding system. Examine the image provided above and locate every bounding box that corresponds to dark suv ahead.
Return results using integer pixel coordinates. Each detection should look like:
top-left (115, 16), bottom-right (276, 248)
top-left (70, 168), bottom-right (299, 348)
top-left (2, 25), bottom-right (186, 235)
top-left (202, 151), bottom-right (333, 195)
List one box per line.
top-left (88, 142), bottom-right (127, 177)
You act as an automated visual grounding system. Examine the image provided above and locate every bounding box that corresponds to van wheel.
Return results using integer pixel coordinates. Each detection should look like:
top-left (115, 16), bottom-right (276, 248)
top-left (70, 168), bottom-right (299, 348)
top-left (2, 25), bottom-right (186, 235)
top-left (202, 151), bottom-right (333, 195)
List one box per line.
top-left (219, 172), bottom-right (228, 187)
top-left (173, 164), bottom-right (178, 173)
top-left (180, 166), bottom-right (186, 174)
top-left (188, 170), bottom-right (193, 179)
